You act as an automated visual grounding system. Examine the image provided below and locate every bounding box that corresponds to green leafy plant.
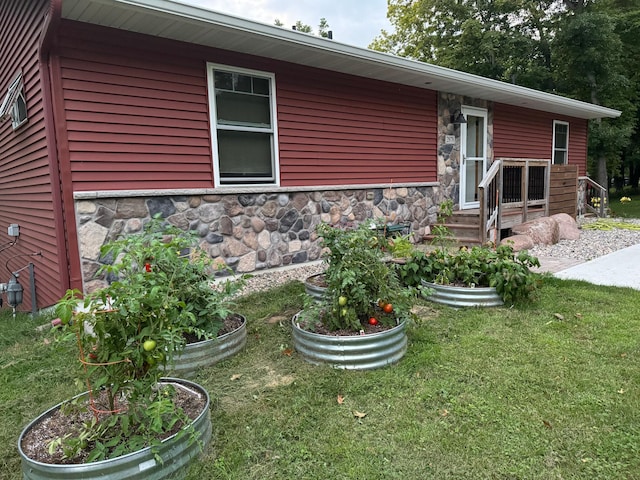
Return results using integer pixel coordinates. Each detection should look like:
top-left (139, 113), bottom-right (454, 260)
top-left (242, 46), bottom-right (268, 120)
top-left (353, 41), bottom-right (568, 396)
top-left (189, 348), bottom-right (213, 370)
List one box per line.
top-left (100, 216), bottom-right (247, 340)
top-left (396, 243), bottom-right (541, 304)
top-left (49, 217), bottom-right (243, 462)
top-left (302, 221), bottom-right (416, 331)
top-left (430, 198), bottom-right (455, 250)
top-left (394, 200), bottom-right (540, 304)
top-left (386, 234), bottom-right (415, 258)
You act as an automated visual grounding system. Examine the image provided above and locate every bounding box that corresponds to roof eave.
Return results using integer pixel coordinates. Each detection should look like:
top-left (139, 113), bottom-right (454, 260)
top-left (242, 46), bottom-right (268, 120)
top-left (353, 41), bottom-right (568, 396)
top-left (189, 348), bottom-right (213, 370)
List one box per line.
top-left (63, 0), bottom-right (621, 120)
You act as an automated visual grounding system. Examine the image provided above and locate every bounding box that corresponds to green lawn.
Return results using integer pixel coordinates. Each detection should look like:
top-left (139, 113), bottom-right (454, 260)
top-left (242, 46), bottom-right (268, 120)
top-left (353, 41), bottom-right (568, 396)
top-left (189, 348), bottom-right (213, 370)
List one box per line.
top-left (2, 277), bottom-right (640, 479)
top-left (608, 190), bottom-right (640, 218)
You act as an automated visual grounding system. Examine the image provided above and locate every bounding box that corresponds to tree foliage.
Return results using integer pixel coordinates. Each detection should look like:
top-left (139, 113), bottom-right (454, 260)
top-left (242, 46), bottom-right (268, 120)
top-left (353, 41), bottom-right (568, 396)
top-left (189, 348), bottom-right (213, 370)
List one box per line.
top-left (275, 17), bottom-right (331, 38)
top-left (370, 0), bottom-right (560, 90)
top-left (553, 7), bottom-right (636, 187)
top-left (372, 0), bottom-right (640, 190)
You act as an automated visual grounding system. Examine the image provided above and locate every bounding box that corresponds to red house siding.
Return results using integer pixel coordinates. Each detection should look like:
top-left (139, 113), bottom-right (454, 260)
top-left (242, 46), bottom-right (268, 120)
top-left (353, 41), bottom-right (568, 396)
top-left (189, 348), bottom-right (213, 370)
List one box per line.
top-left (493, 103), bottom-right (589, 175)
top-left (56, 21), bottom-right (437, 192)
top-left (277, 68), bottom-right (437, 186)
top-left (0, 0), bottom-right (63, 310)
top-left (56, 27), bottom-right (213, 192)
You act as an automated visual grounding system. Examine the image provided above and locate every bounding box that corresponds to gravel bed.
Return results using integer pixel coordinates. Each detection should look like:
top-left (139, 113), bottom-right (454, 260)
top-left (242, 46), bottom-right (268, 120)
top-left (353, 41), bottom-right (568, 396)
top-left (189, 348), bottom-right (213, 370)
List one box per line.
top-left (528, 217), bottom-right (640, 262)
top-left (234, 218), bottom-right (640, 295)
top-left (234, 261), bottom-right (325, 296)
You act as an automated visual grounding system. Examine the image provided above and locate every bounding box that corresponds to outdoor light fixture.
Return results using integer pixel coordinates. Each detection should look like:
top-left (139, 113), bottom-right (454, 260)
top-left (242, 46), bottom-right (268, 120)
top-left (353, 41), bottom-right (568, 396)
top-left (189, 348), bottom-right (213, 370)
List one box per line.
top-left (450, 110), bottom-right (467, 124)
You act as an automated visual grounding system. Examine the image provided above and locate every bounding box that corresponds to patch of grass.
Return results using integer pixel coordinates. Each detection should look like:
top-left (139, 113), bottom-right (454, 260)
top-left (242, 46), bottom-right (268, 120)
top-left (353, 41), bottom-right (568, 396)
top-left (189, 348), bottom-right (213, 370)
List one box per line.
top-left (0, 310), bottom-right (76, 478)
top-left (608, 191), bottom-right (640, 218)
top-left (2, 278), bottom-right (640, 479)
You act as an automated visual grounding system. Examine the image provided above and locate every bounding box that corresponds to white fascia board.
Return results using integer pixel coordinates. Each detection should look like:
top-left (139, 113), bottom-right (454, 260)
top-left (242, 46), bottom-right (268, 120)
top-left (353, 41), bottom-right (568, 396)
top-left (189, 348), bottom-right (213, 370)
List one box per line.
top-left (109, 0), bottom-right (620, 120)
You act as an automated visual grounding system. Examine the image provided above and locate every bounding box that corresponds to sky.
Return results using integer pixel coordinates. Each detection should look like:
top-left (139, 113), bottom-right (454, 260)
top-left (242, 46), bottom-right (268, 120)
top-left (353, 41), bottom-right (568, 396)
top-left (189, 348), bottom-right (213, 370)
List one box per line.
top-left (179, 0), bottom-right (393, 48)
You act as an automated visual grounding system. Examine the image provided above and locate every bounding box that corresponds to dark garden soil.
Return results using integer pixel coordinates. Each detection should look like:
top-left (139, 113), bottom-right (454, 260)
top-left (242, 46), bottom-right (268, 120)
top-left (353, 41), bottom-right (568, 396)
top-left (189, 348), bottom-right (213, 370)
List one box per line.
top-left (302, 275), bottom-right (400, 336)
top-left (183, 313), bottom-right (244, 344)
top-left (296, 308), bottom-right (400, 336)
top-left (215, 313), bottom-right (244, 336)
top-left (20, 382), bottom-right (206, 465)
top-left (305, 273), bottom-right (327, 288)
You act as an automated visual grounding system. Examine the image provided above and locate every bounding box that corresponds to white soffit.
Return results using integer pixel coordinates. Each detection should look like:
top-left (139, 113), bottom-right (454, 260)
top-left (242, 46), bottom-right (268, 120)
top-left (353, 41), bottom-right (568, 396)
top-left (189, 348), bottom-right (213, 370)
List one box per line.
top-left (61, 0), bottom-right (621, 120)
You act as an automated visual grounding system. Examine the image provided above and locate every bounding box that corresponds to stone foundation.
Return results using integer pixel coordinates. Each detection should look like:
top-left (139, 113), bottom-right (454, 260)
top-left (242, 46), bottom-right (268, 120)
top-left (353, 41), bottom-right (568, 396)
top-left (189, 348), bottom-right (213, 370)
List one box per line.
top-left (76, 185), bottom-right (439, 291)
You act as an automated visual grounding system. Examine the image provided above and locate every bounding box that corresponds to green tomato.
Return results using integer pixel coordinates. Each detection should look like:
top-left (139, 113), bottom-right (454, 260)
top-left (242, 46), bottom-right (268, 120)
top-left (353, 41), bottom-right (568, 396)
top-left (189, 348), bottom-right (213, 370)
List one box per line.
top-left (338, 296), bottom-right (347, 306)
top-left (341, 308), bottom-right (348, 317)
top-left (143, 339), bottom-right (157, 351)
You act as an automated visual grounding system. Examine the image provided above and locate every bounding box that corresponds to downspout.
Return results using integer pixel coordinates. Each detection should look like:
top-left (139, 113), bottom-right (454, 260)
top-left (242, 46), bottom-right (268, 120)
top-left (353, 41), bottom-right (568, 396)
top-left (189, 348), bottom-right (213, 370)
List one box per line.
top-left (39, 0), bottom-right (83, 294)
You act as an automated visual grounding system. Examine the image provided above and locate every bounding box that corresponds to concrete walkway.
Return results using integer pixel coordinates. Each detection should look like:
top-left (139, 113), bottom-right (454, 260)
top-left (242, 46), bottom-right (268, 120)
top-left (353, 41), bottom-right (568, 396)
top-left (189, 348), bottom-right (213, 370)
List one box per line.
top-left (538, 244), bottom-right (640, 291)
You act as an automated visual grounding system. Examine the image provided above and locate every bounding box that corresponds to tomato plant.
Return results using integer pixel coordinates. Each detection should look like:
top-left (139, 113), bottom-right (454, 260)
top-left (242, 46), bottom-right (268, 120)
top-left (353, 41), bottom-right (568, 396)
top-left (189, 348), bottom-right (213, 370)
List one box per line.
top-left (48, 215), bottom-right (248, 463)
top-left (310, 221), bottom-right (417, 332)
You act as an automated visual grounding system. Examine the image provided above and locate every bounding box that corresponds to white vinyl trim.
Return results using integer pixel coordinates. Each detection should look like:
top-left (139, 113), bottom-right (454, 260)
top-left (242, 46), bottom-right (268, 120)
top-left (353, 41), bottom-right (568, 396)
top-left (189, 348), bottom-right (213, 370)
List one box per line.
top-left (0, 74), bottom-right (24, 124)
top-left (206, 62), bottom-right (280, 188)
top-left (106, 0), bottom-right (621, 120)
top-left (552, 120), bottom-right (570, 165)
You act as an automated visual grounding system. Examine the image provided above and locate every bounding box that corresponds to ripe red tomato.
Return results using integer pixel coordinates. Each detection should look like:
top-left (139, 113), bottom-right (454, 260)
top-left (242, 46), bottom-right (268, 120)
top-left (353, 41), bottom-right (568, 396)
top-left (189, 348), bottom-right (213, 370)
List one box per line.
top-left (382, 303), bottom-right (393, 313)
top-left (368, 317), bottom-right (378, 326)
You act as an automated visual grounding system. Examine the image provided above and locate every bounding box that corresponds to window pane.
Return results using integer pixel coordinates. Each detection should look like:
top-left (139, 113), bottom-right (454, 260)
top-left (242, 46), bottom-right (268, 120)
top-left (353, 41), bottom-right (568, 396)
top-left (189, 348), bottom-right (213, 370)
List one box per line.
top-left (214, 71), bottom-right (233, 90)
top-left (555, 124), bottom-right (568, 149)
top-left (10, 91), bottom-right (27, 128)
top-left (216, 91), bottom-right (271, 127)
top-left (253, 77), bottom-right (269, 95)
top-left (234, 74), bottom-right (252, 93)
top-left (466, 115), bottom-right (484, 158)
top-left (553, 150), bottom-right (566, 165)
top-left (217, 130), bottom-right (273, 179)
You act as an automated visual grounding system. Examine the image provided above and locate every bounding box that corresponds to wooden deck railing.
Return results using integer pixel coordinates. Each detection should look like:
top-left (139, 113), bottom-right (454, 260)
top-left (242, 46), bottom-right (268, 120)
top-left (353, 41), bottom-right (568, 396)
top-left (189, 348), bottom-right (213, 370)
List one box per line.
top-left (578, 176), bottom-right (608, 217)
top-left (478, 158), bottom-right (551, 244)
top-left (478, 160), bottom-right (501, 244)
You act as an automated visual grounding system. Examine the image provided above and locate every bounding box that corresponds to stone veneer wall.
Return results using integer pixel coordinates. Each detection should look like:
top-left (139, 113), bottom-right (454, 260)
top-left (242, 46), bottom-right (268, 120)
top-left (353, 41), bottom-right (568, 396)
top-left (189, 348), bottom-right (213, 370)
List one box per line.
top-left (76, 186), bottom-right (439, 291)
top-left (438, 93), bottom-right (494, 209)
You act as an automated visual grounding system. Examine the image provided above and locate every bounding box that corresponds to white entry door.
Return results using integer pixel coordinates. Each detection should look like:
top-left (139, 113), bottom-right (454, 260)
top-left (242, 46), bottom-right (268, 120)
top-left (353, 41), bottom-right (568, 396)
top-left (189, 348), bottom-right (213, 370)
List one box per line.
top-left (460, 106), bottom-right (488, 209)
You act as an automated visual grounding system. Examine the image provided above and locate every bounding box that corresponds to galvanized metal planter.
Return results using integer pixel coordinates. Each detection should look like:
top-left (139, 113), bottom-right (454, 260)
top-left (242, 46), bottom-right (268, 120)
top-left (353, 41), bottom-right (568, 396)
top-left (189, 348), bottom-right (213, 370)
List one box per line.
top-left (291, 312), bottom-right (407, 370)
top-left (421, 280), bottom-right (504, 307)
top-left (19, 378), bottom-right (211, 480)
top-left (304, 274), bottom-right (327, 303)
top-left (170, 315), bottom-right (246, 379)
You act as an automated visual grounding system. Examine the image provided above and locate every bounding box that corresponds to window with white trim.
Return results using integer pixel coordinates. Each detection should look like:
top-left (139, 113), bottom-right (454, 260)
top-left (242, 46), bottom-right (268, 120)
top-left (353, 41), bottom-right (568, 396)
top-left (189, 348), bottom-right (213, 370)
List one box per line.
top-left (207, 64), bottom-right (279, 186)
top-left (552, 120), bottom-right (569, 165)
top-left (0, 74), bottom-right (28, 130)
